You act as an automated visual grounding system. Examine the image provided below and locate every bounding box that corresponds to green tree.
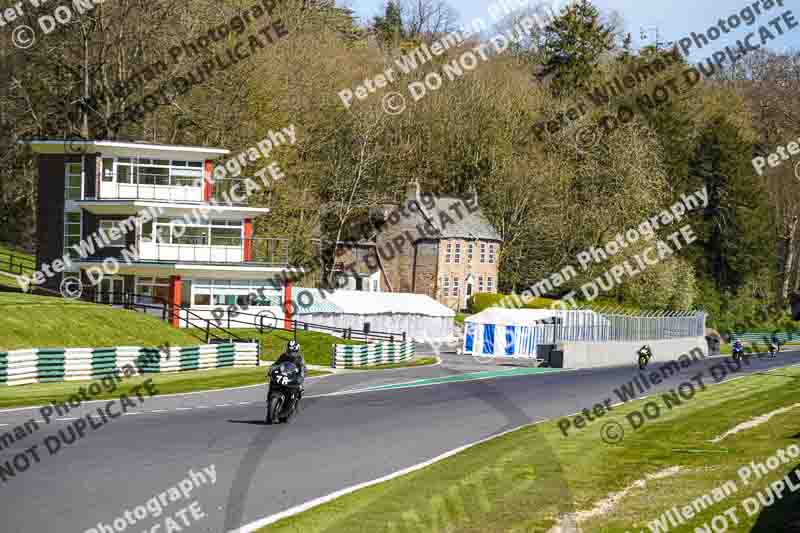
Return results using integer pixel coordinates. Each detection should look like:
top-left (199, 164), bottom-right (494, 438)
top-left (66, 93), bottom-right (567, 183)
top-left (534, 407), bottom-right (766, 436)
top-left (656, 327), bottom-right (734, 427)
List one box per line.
top-left (689, 119), bottom-right (771, 294)
top-left (538, 0), bottom-right (615, 96)
top-left (373, 1), bottom-right (404, 48)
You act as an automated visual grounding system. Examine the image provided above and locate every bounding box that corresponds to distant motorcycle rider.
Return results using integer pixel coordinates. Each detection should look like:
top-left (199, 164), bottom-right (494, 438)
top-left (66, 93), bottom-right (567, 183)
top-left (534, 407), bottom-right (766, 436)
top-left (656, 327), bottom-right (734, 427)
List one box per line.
top-left (770, 333), bottom-right (780, 357)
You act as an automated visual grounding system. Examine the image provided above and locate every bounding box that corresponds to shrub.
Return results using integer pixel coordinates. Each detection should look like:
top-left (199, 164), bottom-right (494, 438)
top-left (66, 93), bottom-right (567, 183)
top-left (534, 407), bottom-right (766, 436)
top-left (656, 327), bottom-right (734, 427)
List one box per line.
top-left (468, 293), bottom-right (557, 313)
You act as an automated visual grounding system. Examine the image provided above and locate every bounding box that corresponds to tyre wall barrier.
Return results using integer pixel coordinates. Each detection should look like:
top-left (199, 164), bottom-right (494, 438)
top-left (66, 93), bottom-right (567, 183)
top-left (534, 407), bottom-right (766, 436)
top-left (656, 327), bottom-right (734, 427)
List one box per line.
top-left (0, 343), bottom-right (259, 386)
top-left (332, 341), bottom-right (415, 368)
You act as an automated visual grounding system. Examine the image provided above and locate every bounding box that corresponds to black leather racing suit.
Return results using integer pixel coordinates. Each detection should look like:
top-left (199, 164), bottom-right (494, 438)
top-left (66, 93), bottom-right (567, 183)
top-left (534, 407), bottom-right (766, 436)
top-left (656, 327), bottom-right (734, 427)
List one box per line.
top-left (271, 350), bottom-right (307, 395)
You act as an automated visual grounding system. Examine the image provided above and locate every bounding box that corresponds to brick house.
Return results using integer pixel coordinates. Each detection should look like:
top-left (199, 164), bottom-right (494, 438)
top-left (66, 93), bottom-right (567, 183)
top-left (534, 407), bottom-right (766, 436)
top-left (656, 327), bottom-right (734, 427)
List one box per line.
top-left (335, 183), bottom-right (502, 310)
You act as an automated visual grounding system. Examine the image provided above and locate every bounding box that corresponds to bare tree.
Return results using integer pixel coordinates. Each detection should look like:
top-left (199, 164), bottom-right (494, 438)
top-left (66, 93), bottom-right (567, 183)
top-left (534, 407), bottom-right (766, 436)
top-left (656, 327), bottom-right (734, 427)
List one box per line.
top-left (400, 0), bottom-right (459, 42)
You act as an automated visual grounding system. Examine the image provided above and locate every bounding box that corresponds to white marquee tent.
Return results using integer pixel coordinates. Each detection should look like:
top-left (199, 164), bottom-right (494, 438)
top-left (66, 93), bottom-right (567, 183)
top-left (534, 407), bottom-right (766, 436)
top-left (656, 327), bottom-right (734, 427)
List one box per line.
top-left (293, 288), bottom-right (455, 341)
top-left (463, 307), bottom-right (606, 358)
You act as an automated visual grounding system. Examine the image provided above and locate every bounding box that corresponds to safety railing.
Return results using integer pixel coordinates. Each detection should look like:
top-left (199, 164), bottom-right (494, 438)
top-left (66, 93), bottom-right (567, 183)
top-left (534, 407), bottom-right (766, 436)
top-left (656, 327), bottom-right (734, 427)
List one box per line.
top-left (0, 248), bottom-right (36, 277)
top-left (82, 289), bottom-right (251, 345)
top-left (549, 307), bottom-right (706, 344)
top-left (135, 236), bottom-right (290, 265)
top-left (92, 177), bottom-right (250, 205)
top-left (85, 289), bottom-right (407, 343)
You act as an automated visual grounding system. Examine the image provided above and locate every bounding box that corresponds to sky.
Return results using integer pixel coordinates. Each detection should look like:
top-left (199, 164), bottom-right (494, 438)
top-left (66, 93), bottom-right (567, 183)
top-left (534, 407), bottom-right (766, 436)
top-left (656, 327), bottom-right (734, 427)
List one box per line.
top-left (337, 0), bottom-right (800, 61)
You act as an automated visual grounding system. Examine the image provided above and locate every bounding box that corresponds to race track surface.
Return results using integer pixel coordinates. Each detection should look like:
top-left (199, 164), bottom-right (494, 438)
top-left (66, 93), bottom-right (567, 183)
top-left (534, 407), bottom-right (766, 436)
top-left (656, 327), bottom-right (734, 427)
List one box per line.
top-left (1, 350), bottom-right (798, 533)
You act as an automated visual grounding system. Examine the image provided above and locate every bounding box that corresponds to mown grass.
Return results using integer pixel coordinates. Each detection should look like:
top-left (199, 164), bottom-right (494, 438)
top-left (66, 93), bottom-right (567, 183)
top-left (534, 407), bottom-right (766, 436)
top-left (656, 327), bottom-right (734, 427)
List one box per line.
top-left (0, 292), bottom-right (204, 350)
top-left (259, 360), bottom-right (800, 533)
top-left (0, 366), bottom-right (329, 409)
top-left (215, 328), bottom-right (363, 367)
top-left (362, 357), bottom-right (438, 370)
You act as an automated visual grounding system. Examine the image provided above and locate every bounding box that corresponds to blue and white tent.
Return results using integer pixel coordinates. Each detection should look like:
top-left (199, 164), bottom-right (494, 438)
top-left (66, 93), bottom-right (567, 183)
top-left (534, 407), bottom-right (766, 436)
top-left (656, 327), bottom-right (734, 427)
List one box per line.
top-left (463, 308), bottom-right (605, 358)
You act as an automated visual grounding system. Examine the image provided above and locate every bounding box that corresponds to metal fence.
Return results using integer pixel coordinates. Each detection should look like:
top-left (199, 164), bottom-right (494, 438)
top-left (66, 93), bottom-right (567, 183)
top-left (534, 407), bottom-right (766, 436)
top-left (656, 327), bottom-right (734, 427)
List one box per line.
top-left (550, 307), bottom-right (706, 344)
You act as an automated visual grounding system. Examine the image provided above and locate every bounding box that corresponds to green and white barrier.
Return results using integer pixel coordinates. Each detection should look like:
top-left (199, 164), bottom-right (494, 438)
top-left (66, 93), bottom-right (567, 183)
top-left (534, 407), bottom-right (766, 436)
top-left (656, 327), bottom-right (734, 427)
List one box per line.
top-left (332, 341), bottom-right (415, 368)
top-left (0, 343), bottom-right (259, 386)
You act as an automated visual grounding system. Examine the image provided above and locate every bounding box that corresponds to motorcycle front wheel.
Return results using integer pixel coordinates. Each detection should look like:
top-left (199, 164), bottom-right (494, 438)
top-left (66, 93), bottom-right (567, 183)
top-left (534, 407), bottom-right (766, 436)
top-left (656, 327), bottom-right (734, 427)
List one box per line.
top-left (280, 395), bottom-right (298, 424)
top-left (266, 394), bottom-right (282, 425)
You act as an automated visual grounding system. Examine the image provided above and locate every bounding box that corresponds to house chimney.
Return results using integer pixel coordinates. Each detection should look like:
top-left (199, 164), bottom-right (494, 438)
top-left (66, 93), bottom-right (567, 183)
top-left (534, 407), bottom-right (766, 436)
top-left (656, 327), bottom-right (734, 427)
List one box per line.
top-left (406, 180), bottom-right (421, 202)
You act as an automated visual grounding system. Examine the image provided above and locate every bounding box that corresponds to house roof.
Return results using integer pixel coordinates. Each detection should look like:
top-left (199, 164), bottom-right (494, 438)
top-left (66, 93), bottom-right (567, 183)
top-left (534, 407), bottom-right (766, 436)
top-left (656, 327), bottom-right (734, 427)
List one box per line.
top-left (465, 308), bottom-right (608, 327)
top-left (417, 196), bottom-right (502, 241)
top-left (21, 139), bottom-right (229, 160)
top-left (292, 288), bottom-right (455, 317)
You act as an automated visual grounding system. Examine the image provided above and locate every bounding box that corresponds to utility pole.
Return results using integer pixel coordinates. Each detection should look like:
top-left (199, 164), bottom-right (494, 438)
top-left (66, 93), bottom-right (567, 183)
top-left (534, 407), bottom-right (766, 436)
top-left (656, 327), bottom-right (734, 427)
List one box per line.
top-left (639, 26), bottom-right (673, 52)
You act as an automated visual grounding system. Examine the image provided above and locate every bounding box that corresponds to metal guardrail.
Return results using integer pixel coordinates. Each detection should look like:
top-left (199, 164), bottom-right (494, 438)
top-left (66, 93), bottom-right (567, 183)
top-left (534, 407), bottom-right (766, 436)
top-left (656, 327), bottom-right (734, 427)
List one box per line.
top-left (86, 290), bottom-right (407, 343)
top-left (92, 177), bottom-right (251, 205)
top-left (0, 248), bottom-right (35, 277)
top-left (550, 307), bottom-right (706, 344)
top-left (85, 237), bottom-right (292, 266)
top-left (731, 332), bottom-right (800, 345)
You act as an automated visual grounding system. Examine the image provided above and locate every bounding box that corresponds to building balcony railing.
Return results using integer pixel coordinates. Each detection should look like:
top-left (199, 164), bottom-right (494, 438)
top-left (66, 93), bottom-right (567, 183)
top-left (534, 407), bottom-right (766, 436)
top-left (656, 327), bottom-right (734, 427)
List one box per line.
top-left (134, 236), bottom-right (290, 266)
top-left (93, 178), bottom-right (250, 205)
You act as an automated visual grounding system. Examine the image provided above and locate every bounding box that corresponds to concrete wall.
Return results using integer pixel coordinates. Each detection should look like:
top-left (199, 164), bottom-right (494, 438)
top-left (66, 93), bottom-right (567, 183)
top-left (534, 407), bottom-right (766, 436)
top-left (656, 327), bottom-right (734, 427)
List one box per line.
top-left (560, 337), bottom-right (709, 369)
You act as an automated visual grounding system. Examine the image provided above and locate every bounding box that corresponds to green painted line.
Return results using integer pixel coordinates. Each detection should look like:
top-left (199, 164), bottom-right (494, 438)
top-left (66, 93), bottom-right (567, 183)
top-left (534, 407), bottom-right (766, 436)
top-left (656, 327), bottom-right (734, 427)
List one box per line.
top-left (672, 448), bottom-right (733, 454)
top-left (343, 367), bottom-right (565, 393)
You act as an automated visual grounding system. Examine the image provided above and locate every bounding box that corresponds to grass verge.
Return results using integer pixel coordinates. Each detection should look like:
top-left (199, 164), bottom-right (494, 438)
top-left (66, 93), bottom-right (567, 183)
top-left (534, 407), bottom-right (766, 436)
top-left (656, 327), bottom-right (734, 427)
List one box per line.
top-left (348, 357), bottom-right (439, 370)
top-left (0, 366), bottom-right (329, 409)
top-left (215, 328), bottom-right (363, 367)
top-left (258, 360), bottom-right (800, 533)
top-left (0, 292), bottom-right (204, 350)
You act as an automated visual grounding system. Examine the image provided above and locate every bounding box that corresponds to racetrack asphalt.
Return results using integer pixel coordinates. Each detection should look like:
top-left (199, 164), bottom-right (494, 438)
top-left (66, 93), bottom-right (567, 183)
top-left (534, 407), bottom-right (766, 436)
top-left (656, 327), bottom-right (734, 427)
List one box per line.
top-left (1, 349), bottom-right (798, 533)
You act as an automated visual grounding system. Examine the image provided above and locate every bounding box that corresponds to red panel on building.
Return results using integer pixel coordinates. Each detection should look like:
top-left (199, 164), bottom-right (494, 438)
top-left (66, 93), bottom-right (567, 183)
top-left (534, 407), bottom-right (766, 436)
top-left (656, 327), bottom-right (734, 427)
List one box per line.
top-left (284, 280), bottom-right (293, 330)
top-left (170, 276), bottom-right (182, 328)
top-left (203, 160), bottom-right (214, 202)
top-left (243, 219), bottom-right (253, 262)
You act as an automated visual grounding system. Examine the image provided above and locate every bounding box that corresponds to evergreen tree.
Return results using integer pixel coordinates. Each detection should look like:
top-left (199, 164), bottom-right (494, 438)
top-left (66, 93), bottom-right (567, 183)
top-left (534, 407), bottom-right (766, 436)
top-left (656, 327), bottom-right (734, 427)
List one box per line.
top-left (538, 0), bottom-right (615, 96)
top-left (373, 1), bottom-right (404, 48)
top-left (689, 119), bottom-right (771, 293)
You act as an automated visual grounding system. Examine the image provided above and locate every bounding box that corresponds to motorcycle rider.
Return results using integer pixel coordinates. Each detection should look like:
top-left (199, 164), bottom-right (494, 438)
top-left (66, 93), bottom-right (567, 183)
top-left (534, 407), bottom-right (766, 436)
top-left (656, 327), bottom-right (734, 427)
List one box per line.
top-left (770, 333), bottom-right (780, 357)
top-left (272, 340), bottom-right (307, 393)
top-left (732, 338), bottom-right (743, 357)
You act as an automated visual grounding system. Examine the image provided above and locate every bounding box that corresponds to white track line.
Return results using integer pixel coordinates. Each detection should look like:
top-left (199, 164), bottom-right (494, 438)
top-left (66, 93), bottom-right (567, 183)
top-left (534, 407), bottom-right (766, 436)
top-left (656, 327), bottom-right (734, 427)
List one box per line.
top-left (0, 372), bottom-right (333, 415)
top-left (228, 418), bottom-right (551, 533)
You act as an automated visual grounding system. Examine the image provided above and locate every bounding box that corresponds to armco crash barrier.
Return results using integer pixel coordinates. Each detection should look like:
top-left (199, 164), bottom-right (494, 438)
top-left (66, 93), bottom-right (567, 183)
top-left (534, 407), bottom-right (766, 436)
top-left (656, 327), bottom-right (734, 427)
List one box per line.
top-left (0, 343), bottom-right (259, 386)
top-left (332, 341), bottom-right (415, 368)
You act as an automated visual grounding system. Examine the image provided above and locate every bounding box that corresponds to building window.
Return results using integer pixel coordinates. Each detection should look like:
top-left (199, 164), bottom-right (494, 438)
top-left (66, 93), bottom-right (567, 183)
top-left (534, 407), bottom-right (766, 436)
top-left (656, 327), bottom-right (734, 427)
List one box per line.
top-left (63, 212), bottom-right (81, 257)
top-left (487, 277), bottom-right (494, 292)
top-left (151, 218), bottom-right (243, 246)
top-left (480, 242), bottom-right (486, 264)
top-left (135, 277), bottom-right (171, 305)
top-left (372, 279), bottom-right (378, 292)
top-left (113, 158), bottom-right (203, 187)
top-left (443, 277), bottom-right (450, 297)
top-left (468, 242), bottom-right (474, 263)
top-left (65, 162), bottom-right (82, 201)
top-left (100, 220), bottom-right (127, 247)
top-left (453, 276), bottom-right (459, 296)
top-left (445, 241), bottom-right (452, 264)
top-left (478, 275), bottom-right (484, 292)
top-left (489, 244), bottom-right (496, 263)
top-left (454, 242), bottom-right (461, 264)
top-left (191, 279), bottom-right (282, 308)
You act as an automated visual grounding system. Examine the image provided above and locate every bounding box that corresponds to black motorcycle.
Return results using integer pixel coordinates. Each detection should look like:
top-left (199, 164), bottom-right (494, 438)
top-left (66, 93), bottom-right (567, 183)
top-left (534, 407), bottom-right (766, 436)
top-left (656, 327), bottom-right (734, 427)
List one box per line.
top-left (732, 342), bottom-right (745, 362)
top-left (637, 345), bottom-right (653, 370)
top-left (266, 361), bottom-right (304, 424)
